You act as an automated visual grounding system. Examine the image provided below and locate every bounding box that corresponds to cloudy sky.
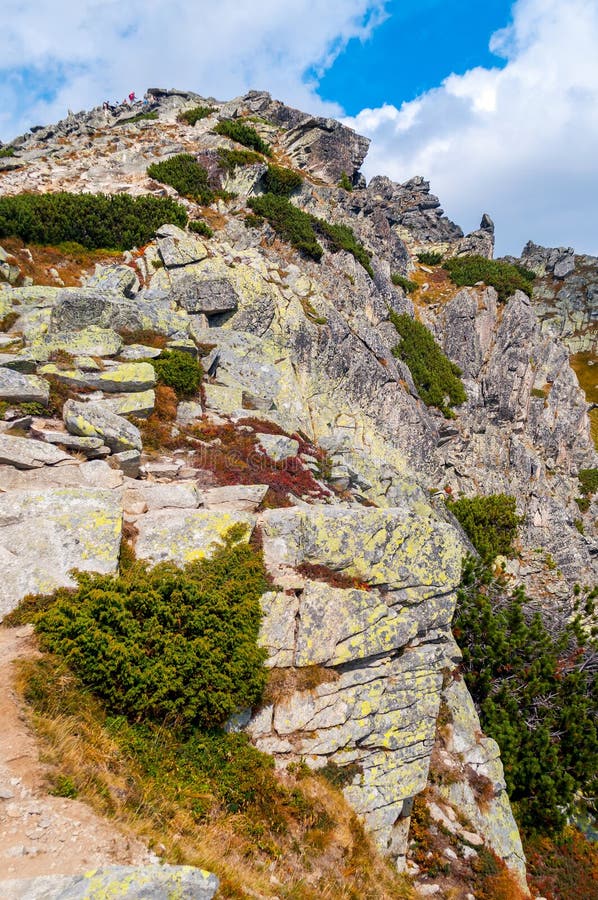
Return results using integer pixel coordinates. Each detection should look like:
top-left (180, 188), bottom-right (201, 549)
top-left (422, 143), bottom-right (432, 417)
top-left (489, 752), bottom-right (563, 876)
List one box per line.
top-left (1, 0), bottom-right (597, 256)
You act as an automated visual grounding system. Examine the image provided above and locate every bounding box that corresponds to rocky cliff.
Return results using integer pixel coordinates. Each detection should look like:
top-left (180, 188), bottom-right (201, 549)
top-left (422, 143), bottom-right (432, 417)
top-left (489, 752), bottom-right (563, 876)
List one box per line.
top-left (1, 88), bottom-right (596, 897)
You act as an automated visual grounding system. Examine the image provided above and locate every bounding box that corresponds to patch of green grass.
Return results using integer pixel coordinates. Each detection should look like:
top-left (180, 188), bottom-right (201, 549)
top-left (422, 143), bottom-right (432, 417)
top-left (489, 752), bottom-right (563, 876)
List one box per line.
top-left (338, 171), bottom-right (353, 191)
top-left (417, 251), bottom-right (443, 265)
top-left (0, 146), bottom-right (16, 158)
top-left (391, 273), bottom-right (417, 293)
top-left (178, 106), bottom-right (216, 126)
top-left (0, 192), bottom-right (187, 251)
top-left (248, 194), bottom-right (372, 275)
top-left (214, 120), bottom-right (271, 156)
top-left (443, 254), bottom-right (535, 302)
top-left (390, 310), bottom-right (466, 417)
top-left (147, 154), bottom-right (214, 205)
top-left (448, 494), bottom-right (521, 564)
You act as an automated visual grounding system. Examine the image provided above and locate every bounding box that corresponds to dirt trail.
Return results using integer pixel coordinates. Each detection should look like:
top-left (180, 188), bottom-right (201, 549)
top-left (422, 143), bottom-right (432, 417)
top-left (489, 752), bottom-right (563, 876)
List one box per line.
top-left (0, 625), bottom-right (151, 883)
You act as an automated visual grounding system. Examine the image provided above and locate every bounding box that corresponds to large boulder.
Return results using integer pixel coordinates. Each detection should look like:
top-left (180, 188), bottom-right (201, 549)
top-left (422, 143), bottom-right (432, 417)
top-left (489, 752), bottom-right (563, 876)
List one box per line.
top-left (0, 487), bottom-right (122, 617)
top-left (40, 362), bottom-right (156, 393)
top-left (156, 223), bottom-right (209, 268)
top-left (50, 289), bottom-right (189, 337)
top-left (135, 508), bottom-right (255, 566)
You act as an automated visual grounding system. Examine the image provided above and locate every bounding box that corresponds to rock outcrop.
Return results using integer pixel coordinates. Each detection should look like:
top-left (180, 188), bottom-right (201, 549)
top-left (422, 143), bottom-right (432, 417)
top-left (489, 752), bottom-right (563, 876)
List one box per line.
top-left (1, 86), bottom-right (596, 895)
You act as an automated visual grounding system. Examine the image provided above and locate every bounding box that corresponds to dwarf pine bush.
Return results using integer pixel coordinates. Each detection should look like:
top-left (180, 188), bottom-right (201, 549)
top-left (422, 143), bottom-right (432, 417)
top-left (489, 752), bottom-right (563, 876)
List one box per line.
top-left (447, 493), bottom-right (521, 563)
top-left (153, 350), bottom-right (203, 398)
top-left (0, 192), bottom-right (187, 250)
top-left (147, 154), bottom-right (214, 205)
top-left (444, 254), bottom-right (535, 302)
top-left (33, 526), bottom-right (268, 733)
top-left (214, 119), bottom-right (271, 156)
top-left (390, 310), bottom-right (466, 416)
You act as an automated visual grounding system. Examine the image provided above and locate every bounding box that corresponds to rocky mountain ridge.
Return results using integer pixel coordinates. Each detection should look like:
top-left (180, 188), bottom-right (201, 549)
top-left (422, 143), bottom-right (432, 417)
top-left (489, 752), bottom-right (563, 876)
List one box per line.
top-left (0, 88), bottom-right (596, 898)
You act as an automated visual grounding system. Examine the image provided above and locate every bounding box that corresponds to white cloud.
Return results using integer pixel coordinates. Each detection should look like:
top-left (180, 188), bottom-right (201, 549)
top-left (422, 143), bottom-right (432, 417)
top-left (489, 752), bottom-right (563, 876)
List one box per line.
top-left (0, 0), bottom-right (386, 140)
top-left (345, 0), bottom-right (598, 255)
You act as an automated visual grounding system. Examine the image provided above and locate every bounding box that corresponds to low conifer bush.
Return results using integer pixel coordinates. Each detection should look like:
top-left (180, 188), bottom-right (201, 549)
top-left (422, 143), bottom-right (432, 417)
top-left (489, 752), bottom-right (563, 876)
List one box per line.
top-left (453, 557), bottom-right (598, 834)
top-left (391, 273), bottom-right (417, 293)
top-left (0, 192), bottom-right (187, 250)
top-left (248, 194), bottom-right (323, 261)
top-left (178, 106), bottom-right (216, 125)
top-left (217, 148), bottom-right (264, 173)
top-left (262, 163), bottom-right (303, 197)
top-left (147, 154), bottom-right (214, 205)
top-left (153, 350), bottom-right (203, 398)
top-left (188, 220), bottom-right (213, 238)
top-left (32, 526), bottom-right (268, 733)
top-left (417, 251), bottom-right (443, 265)
top-left (390, 310), bottom-right (466, 416)
top-left (443, 254), bottom-right (535, 302)
top-left (214, 119), bottom-right (271, 156)
top-left (447, 493), bottom-right (521, 563)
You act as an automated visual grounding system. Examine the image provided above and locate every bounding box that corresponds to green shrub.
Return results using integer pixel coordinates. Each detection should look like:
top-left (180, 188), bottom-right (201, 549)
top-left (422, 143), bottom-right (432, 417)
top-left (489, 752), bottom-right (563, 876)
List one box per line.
top-left (453, 557), bottom-right (598, 834)
top-left (448, 494), bottom-right (520, 563)
top-left (338, 171), bottom-right (353, 192)
top-left (314, 219), bottom-right (373, 277)
top-left (178, 106), bottom-right (216, 126)
top-left (33, 527), bottom-right (268, 733)
top-left (262, 164), bottom-right (303, 197)
top-left (147, 154), bottom-right (214, 205)
top-left (391, 273), bottom-right (417, 293)
top-left (390, 310), bottom-right (466, 417)
top-left (578, 468), bottom-right (598, 497)
top-left (417, 251), bottom-right (443, 265)
top-left (0, 146), bottom-right (16, 158)
top-left (443, 254), bottom-right (535, 302)
top-left (153, 350), bottom-right (203, 398)
top-left (244, 213), bottom-right (263, 229)
top-left (0, 192), bottom-right (187, 250)
top-left (115, 111), bottom-right (158, 126)
top-left (217, 147), bottom-right (264, 173)
top-left (188, 220), bottom-right (213, 238)
top-left (248, 194), bottom-right (323, 261)
top-left (214, 119), bottom-right (271, 156)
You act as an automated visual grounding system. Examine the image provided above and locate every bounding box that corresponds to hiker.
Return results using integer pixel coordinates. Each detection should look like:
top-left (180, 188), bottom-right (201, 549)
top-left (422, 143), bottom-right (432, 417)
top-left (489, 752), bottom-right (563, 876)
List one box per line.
top-left (128, 91), bottom-right (136, 104)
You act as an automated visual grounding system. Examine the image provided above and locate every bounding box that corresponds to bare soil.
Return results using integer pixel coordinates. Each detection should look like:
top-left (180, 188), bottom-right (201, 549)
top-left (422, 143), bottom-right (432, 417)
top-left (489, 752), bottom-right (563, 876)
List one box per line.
top-left (0, 625), bottom-right (151, 883)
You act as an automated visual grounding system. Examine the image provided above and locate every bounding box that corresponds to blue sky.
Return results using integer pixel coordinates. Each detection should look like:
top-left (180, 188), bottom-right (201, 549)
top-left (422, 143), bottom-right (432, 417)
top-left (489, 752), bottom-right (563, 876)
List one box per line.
top-left (317, 0), bottom-right (512, 114)
top-left (1, 0), bottom-right (597, 256)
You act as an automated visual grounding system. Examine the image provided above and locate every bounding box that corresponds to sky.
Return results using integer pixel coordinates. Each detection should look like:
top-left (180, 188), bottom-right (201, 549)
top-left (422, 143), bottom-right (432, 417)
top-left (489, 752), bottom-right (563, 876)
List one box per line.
top-left (1, 0), bottom-right (597, 256)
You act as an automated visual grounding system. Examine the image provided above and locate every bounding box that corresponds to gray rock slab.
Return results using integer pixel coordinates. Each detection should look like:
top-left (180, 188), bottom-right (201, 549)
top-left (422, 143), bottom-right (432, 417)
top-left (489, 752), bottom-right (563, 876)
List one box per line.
top-left (198, 484), bottom-right (269, 511)
top-left (97, 389), bottom-right (156, 419)
top-left (0, 459), bottom-right (123, 492)
top-left (169, 272), bottom-right (239, 314)
top-left (256, 433), bottom-right (299, 461)
top-left (0, 487), bottom-right (122, 617)
top-left (0, 864), bottom-right (218, 899)
top-left (0, 434), bottom-right (76, 469)
top-left (29, 328), bottom-right (123, 361)
top-left (0, 369), bottom-right (49, 404)
top-left (40, 362), bottom-right (155, 394)
top-left (156, 223), bottom-right (208, 268)
top-left (85, 264), bottom-right (140, 297)
top-left (63, 400), bottom-right (142, 452)
top-left (135, 507), bottom-right (255, 566)
top-left (124, 480), bottom-right (200, 512)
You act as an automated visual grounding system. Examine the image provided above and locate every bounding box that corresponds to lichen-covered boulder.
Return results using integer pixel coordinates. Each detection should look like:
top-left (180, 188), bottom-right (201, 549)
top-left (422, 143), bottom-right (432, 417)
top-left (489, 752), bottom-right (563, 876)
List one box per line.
top-left (135, 508), bottom-right (256, 566)
top-left (0, 487), bottom-right (122, 617)
top-left (29, 327), bottom-right (123, 360)
top-left (85, 264), bottom-right (140, 297)
top-left (0, 864), bottom-right (218, 899)
top-left (260, 504), bottom-right (462, 601)
top-left (0, 369), bottom-right (49, 404)
top-left (40, 362), bottom-right (156, 393)
top-left (63, 399), bottom-right (142, 452)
